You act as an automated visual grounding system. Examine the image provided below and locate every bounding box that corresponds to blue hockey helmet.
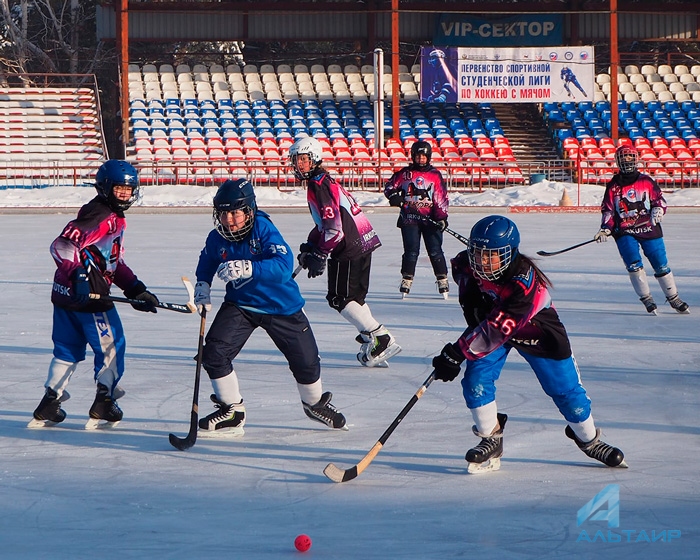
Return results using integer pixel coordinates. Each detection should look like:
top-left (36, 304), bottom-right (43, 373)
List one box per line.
top-left (468, 215), bottom-right (520, 281)
top-left (213, 178), bottom-right (257, 242)
top-left (95, 160), bottom-right (140, 212)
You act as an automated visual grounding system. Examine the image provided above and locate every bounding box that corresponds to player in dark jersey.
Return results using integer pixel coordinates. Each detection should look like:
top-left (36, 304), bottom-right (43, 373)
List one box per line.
top-left (431, 216), bottom-right (625, 473)
top-left (289, 137), bottom-right (401, 368)
top-left (29, 160), bottom-right (160, 429)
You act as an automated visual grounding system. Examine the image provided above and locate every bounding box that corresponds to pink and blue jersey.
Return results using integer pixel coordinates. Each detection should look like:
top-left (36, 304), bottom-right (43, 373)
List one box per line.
top-left (50, 197), bottom-right (139, 312)
top-left (384, 165), bottom-right (448, 227)
top-left (451, 251), bottom-right (571, 361)
top-left (305, 170), bottom-right (381, 260)
top-left (601, 172), bottom-right (666, 240)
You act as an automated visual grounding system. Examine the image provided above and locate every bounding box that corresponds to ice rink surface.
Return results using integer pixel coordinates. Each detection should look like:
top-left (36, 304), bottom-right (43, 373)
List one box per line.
top-left (1, 210), bottom-right (698, 559)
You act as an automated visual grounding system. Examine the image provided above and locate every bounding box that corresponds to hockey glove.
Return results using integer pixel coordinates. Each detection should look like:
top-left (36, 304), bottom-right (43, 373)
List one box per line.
top-left (305, 252), bottom-right (327, 278)
top-left (388, 190), bottom-right (405, 207)
top-left (651, 207), bottom-right (664, 226)
top-left (125, 281), bottom-right (159, 313)
top-left (593, 228), bottom-right (611, 243)
top-left (194, 281), bottom-right (212, 316)
top-left (297, 243), bottom-right (327, 278)
top-left (434, 219), bottom-right (448, 232)
top-left (71, 267), bottom-right (91, 306)
top-left (217, 260), bottom-right (253, 283)
top-left (432, 343), bottom-right (465, 382)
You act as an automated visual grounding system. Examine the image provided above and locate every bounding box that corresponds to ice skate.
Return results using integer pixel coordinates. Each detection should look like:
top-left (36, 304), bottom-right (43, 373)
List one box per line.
top-left (356, 325), bottom-right (401, 368)
top-left (355, 331), bottom-right (389, 367)
top-left (27, 388), bottom-right (68, 428)
top-left (667, 294), bottom-right (689, 314)
top-left (565, 425), bottom-right (627, 468)
top-left (466, 413), bottom-right (507, 474)
top-left (198, 394), bottom-right (245, 438)
top-left (399, 276), bottom-right (413, 299)
top-left (85, 383), bottom-right (123, 430)
top-left (640, 295), bottom-right (657, 315)
top-left (302, 391), bottom-right (347, 430)
top-left (436, 276), bottom-right (449, 300)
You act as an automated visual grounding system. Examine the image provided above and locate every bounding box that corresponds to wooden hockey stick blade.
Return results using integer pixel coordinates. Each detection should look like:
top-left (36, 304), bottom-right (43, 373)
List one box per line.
top-left (323, 372), bottom-right (435, 483)
top-left (89, 277), bottom-right (196, 313)
top-left (536, 238), bottom-right (596, 257)
top-left (169, 309), bottom-right (206, 451)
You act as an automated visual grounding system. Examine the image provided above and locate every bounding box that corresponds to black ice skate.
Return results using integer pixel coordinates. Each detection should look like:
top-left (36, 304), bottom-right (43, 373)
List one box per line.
top-left (399, 276), bottom-right (413, 299)
top-left (302, 392), bottom-right (347, 430)
top-left (85, 383), bottom-right (123, 430)
top-left (436, 276), bottom-right (449, 300)
top-left (198, 394), bottom-right (245, 438)
top-left (27, 388), bottom-right (68, 428)
top-left (356, 325), bottom-right (401, 368)
top-left (565, 426), bottom-right (627, 468)
top-left (466, 413), bottom-right (508, 474)
top-left (667, 294), bottom-right (689, 314)
top-left (640, 295), bottom-right (658, 315)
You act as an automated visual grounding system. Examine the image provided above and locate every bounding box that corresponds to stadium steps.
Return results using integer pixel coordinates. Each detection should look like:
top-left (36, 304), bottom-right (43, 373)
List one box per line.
top-left (492, 103), bottom-right (572, 181)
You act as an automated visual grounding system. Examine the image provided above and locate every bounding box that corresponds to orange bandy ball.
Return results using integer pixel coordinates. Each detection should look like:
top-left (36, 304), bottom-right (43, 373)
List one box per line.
top-left (294, 534), bottom-right (312, 552)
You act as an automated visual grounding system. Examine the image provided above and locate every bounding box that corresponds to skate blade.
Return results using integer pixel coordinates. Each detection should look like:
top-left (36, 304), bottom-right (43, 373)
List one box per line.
top-left (27, 418), bottom-right (61, 429)
top-left (84, 418), bottom-right (121, 430)
top-left (357, 344), bottom-right (402, 368)
top-left (467, 457), bottom-right (501, 474)
top-left (441, 293), bottom-right (449, 300)
top-left (615, 459), bottom-right (629, 468)
top-left (197, 426), bottom-right (245, 439)
top-left (401, 293), bottom-right (408, 299)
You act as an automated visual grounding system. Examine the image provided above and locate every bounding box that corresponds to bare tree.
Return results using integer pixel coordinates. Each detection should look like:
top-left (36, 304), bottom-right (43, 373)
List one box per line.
top-left (0, 0), bottom-right (102, 83)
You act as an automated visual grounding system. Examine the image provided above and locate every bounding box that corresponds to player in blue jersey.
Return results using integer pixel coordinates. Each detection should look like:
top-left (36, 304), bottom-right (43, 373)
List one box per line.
top-left (595, 145), bottom-right (688, 314)
top-left (192, 178), bottom-right (347, 436)
top-left (560, 66), bottom-right (587, 99)
top-left (29, 160), bottom-right (160, 429)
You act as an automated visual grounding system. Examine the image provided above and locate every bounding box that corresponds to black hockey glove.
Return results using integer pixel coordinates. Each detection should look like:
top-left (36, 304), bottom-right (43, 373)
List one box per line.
top-left (305, 252), bottom-right (327, 278)
top-left (71, 267), bottom-right (91, 306)
top-left (388, 190), bottom-right (405, 207)
top-left (434, 219), bottom-right (448, 232)
top-left (432, 343), bottom-right (465, 382)
top-left (298, 243), bottom-right (327, 278)
top-left (125, 281), bottom-right (159, 313)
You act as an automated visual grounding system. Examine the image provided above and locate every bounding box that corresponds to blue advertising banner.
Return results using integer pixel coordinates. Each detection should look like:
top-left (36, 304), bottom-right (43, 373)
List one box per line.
top-left (435, 14), bottom-right (563, 47)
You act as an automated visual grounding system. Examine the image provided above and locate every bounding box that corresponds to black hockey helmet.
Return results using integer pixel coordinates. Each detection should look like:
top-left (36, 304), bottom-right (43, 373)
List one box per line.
top-left (410, 140), bottom-right (432, 168)
top-left (95, 160), bottom-right (140, 212)
top-left (213, 178), bottom-right (257, 242)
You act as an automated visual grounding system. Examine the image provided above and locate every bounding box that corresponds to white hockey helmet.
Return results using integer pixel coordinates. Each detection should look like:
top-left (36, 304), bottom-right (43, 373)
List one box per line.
top-left (289, 137), bottom-right (323, 180)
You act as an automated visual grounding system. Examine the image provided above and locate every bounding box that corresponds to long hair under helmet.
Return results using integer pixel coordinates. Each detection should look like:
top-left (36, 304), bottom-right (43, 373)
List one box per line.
top-left (213, 178), bottom-right (257, 242)
top-left (289, 137), bottom-right (323, 180)
top-left (95, 160), bottom-right (140, 212)
top-left (468, 215), bottom-right (520, 281)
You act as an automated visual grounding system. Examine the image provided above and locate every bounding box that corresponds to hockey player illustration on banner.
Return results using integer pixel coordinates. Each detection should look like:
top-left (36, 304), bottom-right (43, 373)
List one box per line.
top-left (594, 145), bottom-right (689, 315)
top-left (29, 160), bottom-right (161, 430)
top-left (423, 48), bottom-right (458, 103)
top-left (289, 137), bottom-right (401, 368)
top-left (430, 216), bottom-right (626, 473)
top-left (384, 140), bottom-right (450, 299)
top-left (560, 65), bottom-right (587, 98)
top-left (193, 179), bottom-right (347, 436)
